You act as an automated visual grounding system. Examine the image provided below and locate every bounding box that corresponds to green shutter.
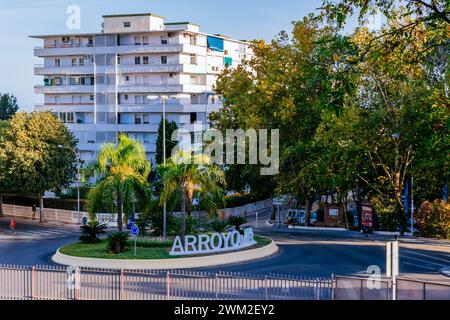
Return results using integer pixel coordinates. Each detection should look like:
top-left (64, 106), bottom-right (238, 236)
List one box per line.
top-left (224, 57), bottom-right (233, 66)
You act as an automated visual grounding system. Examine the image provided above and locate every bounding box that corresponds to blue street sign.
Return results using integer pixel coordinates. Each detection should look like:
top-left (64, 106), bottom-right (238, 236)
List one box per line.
top-left (131, 225), bottom-right (139, 237)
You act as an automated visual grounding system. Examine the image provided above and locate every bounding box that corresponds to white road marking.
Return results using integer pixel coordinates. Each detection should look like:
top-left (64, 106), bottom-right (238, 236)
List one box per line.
top-left (402, 250), bottom-right (450, 265)
top-left (402, 262), bottom-right (437, 271)
top-left (400, 255), bottom-right (448, 268)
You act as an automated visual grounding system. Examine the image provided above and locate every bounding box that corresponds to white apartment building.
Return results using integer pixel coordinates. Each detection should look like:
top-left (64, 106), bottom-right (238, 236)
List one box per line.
top-left (32, 13), bottom-right (252, 163)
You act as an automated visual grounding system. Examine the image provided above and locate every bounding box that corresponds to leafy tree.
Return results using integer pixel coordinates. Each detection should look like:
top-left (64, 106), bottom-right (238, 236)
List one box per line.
top-left (86, 134), bottom-right (152, 231)
top-left (155, 119), bottom-right (178, 165)
top-left (416, 200), bottom-right (450, 239)
top-left (0, 93), bottom-right (19, 120)
top-left (159, 150), bottom-right (226, 242)
top-left (315, 12), bottom-right (449, 232)
top-left (0, 112), bottom-right (77, 222)
top-left (321, 0), bottom-right (449, 27)
top-left (0, 120), bottom-right (12, 217)
top-left (211, 16), bottom-right (357, 223)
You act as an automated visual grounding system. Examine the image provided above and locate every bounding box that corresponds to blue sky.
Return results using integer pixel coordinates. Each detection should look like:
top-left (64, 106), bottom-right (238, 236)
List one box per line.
top-left (0, 0), bottom-right (329, 111)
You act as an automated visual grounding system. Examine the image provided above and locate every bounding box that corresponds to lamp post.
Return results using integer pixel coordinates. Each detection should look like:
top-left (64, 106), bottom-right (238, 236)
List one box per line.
top-left (59, 145), bottom-right (81, 224)
top-left (147, 94), bottom-right (183, 241)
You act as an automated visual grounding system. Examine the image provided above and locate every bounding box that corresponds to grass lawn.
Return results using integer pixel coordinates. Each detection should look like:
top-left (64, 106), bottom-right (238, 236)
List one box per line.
top-left (59, 235), bottom-right (273, 260)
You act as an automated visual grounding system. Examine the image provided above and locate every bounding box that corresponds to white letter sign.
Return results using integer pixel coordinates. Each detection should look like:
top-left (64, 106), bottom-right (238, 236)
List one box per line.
top-left (170, 229), bottom-right (257, 256)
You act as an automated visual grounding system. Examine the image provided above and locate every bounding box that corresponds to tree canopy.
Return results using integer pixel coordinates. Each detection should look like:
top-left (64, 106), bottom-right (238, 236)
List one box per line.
top-left (0, 93), bottom-right (19, 120)
top-left (0, 112), bottom-right (78, 222)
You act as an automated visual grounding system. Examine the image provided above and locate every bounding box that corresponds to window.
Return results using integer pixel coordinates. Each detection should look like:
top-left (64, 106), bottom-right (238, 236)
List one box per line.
top-left (190, 112), bottom-right (197, 123)
top-left (190, 36), bottom-right (197, 45)
top-left (143, 115), bottom-right (150, 124)
top-left (125, 76), bottom-right (130, 82)
top-left (124, 94), bottom-right (129, 100)
top-left (161, 37), bottom-right (168, 45)
top-left (72, 58), bottom-right (77, 66)
top-left (117, 55), bottom-right (121, 65)
top-left (90, 95), bottom-right (94, 101)
top-left (190, 54), bottom-right (197, 65)
top-left (59, 113), bottom-right (67, 123)
top-left (134, 114), bottom-right (142, 125)
top-left (67, 113), bottom-right (75, 123)
top-left (161, 56), bottom-right (168, 64)
top-left (143, 56), bottom-right (149, 65)
top-left (142, 36), bottom-right (149, 45)
top-left (123, 21), bottom-right (131, 28)
top-left (135, 57), bottom-right (141, 65)
top-left (79, 58), bottom-right (85, 66)
top-left (134, 36), bottom-right (141, 45)
top-left (54, 58), bottom-right (61, 67)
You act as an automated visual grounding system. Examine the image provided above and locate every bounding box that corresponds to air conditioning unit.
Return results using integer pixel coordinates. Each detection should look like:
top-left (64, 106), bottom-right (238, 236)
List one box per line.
top-left (168, 32), bottom-right (174, 38)
top-left (62, 36), bottom-right (70, 43)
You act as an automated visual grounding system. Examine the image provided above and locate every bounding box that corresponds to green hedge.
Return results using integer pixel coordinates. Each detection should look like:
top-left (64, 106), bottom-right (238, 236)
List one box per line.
top-left (225, 194), bottom-right (259, 208)
top-left (1, 194), bottom-right (88, 211)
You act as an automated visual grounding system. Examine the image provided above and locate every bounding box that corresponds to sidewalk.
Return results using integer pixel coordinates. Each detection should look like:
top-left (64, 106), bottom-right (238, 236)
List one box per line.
top-left (399, 236), bottom-right (450, 248)
top-left (0, 216), bottom-right (80, 231)
top-left (259, 224), bottom-right (450, 247)
top-left (0, 216), bottom-right (80, 240)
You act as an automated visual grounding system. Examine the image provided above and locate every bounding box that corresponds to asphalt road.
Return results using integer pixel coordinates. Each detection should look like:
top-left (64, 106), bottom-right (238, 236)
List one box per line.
top-left (1, 217), bottom-right (449, 281)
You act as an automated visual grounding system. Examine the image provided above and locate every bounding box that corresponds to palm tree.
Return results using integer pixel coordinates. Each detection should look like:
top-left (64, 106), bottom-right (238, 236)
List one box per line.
top-left (86, 134), bottom-right (151, 231)
top-left (159, 150), bottom-right (226, 242)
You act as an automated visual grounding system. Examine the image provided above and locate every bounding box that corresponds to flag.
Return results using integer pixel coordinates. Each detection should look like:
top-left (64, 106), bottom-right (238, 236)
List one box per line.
top-left (404, 180), bottom-right (409, 216)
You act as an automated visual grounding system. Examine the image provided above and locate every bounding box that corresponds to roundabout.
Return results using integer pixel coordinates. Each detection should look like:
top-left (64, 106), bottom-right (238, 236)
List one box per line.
top-left (52, 233), bottom-right (279, 270)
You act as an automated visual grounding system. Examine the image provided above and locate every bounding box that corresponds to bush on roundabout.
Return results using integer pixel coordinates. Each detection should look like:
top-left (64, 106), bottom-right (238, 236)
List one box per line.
top-left (107, 232), bottom-right (130, 253)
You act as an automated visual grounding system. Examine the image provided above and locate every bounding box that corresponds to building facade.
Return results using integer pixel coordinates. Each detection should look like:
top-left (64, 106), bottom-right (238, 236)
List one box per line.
top-left (32, 13), bottom-right (252, 163)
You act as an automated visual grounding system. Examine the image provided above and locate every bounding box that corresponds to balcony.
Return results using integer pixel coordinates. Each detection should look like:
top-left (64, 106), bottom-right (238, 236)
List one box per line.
top-left (117, 103), bottom-right (214, 113)
top-left (34, 44), bottom-right (95, 57)
top-left (118, 62), bottom-right (183, 74)
top-left (34, 64), bottom-right (94, 75)
top-left (118, 83), bottom-right (184, 93)
top-left (35, 85), bottom-right (94, 94)
top-left (35, 104), bottom-right (94, 112)
top-left (117, 43), bottom-right (184, 55)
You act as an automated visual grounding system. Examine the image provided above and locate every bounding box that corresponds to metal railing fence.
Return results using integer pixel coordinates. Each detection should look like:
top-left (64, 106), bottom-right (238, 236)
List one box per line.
top-left (0, 265), bottom-right (333, 301)
top-left (335, 276), bottom-right (450, 300)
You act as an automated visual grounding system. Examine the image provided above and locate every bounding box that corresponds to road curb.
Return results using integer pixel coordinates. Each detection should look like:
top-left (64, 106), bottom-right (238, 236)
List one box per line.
top-left (52, 241), bottom-right (279, 270)
top-left (440, 267), bottom-right (450, 278)
top-left (288, 226), bottom-right (348, 232)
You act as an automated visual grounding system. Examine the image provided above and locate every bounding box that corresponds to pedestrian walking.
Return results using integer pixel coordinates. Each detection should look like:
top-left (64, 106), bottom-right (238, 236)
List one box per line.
top-left (32, 204), bottom-right (37, 220)
top-left (9, 217), bottom-right (16, 234)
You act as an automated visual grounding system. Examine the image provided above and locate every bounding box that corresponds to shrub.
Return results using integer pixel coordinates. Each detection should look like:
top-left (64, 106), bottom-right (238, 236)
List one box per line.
top-left (225, 194), bottom-right (257, 208)
top-left (373, 197), bottom-right (407, 232)
top-left (416, 200), bottom-right (450, 239)
top-left (134, 238), bottom-right (173, 248)
top-left (208, 219), bottom-right (231, 233)
top-left (228, 215), bottom-right (248, 232)
top-left (79, 220), bottom-right (107, 243)
top-left (107, 232), bottom-right (130, 253)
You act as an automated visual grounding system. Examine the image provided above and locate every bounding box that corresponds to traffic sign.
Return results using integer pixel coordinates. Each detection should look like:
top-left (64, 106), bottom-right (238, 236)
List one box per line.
top-left (131, 225), bottom-right (139, 237)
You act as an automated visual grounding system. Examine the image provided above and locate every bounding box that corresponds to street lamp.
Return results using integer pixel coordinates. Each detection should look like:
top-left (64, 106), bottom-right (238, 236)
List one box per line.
top-left (59, 145), bottom-right (81, 224)
top-left (147, 94), bottom-right (183, 241)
